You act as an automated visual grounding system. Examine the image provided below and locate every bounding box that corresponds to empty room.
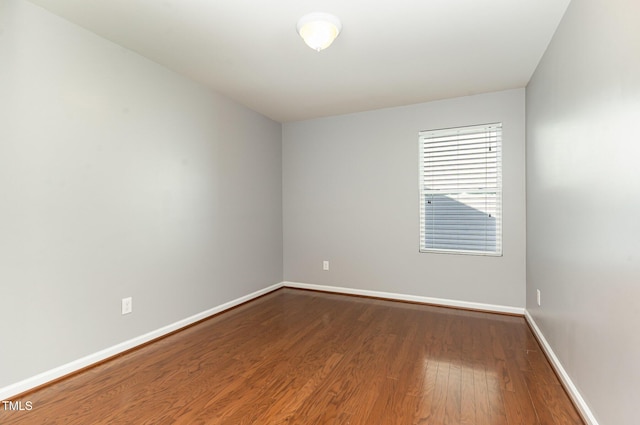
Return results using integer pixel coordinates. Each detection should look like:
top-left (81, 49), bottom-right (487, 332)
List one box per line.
top-left (1, 0), bottom-right (638, 424)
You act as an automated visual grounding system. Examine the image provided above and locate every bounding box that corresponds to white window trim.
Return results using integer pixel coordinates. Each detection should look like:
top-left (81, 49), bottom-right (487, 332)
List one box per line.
top-left (418, 123), bottom-right (503, 256)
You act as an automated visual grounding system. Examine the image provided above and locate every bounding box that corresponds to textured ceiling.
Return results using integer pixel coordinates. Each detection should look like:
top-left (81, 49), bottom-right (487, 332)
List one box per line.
top-left (27, 0), bottom-right (571, 122)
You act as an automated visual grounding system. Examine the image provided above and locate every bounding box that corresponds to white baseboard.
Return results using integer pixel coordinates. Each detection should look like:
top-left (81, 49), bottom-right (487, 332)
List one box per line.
top-left (0, 282), bottom-right (284, 400)
top-left (524, 311), bottom-right (599, 425)
top-left (283, 281), bottom-right (525, 315)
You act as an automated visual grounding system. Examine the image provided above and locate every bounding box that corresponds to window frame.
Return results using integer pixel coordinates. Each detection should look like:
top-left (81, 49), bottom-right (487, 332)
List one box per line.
top-left (418, 123), bottom-right (503, 256)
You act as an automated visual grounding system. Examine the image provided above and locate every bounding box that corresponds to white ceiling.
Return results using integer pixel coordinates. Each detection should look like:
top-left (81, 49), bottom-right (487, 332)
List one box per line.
top-left (27, 0), bottom-right (571, 122)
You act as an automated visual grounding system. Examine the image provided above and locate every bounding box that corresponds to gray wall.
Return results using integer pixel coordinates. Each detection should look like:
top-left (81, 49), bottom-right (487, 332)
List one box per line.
top-left (0, 0), bottom-right (282, 388)
top-left (283, 89), bottom-right (526, 307)
top-left (526, 0), bottom-right (640, 423)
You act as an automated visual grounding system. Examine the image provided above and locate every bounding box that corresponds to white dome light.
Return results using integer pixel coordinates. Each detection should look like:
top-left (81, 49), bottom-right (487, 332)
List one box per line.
top-left (296, 12), bottom-right (342, 52)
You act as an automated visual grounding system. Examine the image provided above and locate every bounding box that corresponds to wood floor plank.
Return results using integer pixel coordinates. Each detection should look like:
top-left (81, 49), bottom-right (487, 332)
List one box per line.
top-left (411, 356), bottom-right (439, 424)
top-left (473, 365), bottom-right (493, 425)
top-left (459, 317), bottom-right (477, 425)
top-left (0, 289), bottom-right (584, 425)
top-left (429, 358), bottom-right (451, 422)
top-left (503, 349), bottom-right (539, 425)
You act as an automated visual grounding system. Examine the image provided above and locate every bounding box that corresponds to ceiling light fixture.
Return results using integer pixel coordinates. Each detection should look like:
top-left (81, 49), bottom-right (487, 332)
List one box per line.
top-left (296, 12), bottom-right (342, 52)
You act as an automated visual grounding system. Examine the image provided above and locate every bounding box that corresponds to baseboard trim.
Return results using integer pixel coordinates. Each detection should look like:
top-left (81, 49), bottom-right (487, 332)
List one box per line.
top-left (283, 281), bottom-right (525, 315)
top-left (0, 282), bottom-right (284, 400)
top-left (524, 310), bottom-right (599, 425)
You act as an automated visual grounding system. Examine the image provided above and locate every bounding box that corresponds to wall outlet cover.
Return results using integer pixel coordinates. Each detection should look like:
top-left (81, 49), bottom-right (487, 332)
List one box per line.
top-left (122, 297), bottom-right (133, 315)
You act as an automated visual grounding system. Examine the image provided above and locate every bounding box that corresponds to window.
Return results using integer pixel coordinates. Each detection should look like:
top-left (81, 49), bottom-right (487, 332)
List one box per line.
top-left (419, 123), bottom-right (502, 256)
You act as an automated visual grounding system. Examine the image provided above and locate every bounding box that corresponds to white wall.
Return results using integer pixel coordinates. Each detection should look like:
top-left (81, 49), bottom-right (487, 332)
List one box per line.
top-left (0, 0), bottom-right (282, 388)
top-left (526, 0), bottom-right (640, 423)
top-left (283, 89), bottom-right (526, 308)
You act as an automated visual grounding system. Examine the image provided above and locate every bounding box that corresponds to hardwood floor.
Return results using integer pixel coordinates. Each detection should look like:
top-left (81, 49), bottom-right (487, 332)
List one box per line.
top-left (1, 288), bottom-right (584, 424)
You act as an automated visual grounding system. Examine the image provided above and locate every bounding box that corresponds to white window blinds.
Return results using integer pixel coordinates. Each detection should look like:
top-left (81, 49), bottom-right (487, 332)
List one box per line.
top-left (419, 123), bottom-right (502, 255)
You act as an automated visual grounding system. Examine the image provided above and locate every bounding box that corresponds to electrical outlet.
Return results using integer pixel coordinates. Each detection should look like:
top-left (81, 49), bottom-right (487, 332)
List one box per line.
top-left (122, 297), bottom-right (133, 315)
top-left (536, 289), bottom-right (541, 307)
top-left (323, 260), bottom-right (329, 271)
